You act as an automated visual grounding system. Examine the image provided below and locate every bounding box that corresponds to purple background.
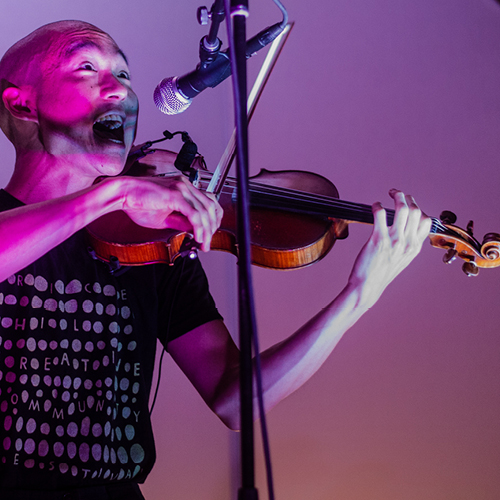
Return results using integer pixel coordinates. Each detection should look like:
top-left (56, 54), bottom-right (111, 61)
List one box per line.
top-left (1, 0), bottom-right (500, 498)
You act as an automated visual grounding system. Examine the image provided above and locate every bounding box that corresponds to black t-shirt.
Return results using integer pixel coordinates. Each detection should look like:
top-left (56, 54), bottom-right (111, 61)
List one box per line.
top-left (0, 190), bottom-right (222, 490)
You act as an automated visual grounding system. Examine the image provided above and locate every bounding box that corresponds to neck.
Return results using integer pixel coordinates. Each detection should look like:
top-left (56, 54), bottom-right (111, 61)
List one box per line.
top-left (5, 149), bottom-right (120, 204)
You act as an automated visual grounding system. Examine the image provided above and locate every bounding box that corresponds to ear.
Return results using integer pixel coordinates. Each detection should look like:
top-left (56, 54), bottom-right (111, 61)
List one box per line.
top-left (2, 86), bottom-right (38, 123)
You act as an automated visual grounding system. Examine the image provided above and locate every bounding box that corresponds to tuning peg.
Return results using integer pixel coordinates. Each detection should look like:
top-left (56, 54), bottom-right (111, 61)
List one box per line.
top-left (443, 248), bottom-right (458, 264)
top-left (197, 6), bottom-right (209, 25)
top-left (462, 261), bottom-right (479, 277)
top-left (440, 211), bottom-right (457, 225)
top-left (483, 232), bottom-right (500, 244)
top-left (466, 220), bottom-right (474, 236)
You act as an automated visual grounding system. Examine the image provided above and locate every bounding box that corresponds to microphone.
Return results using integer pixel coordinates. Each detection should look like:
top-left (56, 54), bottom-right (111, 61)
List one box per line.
top-left (154, 22), bottom-right (285, 115)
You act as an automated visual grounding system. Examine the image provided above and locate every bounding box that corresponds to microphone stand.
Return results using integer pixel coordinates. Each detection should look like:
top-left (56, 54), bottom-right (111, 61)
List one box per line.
top-left (225, 1), bottom-right (259, 499)
top-left (198, 0), bottom-right (225, 69)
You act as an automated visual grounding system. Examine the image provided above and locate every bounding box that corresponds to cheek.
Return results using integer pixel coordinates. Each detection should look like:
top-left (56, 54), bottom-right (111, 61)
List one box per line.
top-left (38, 84), bottom-right (94, 124)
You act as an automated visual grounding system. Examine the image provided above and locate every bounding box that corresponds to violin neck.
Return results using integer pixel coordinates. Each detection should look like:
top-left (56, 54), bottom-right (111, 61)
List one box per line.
top-left (249, 188), bottom-right (446, 236)
top-left (199, 172), bottom-right (446, 236)
top-left (250, 188), bottom-right (395, 226)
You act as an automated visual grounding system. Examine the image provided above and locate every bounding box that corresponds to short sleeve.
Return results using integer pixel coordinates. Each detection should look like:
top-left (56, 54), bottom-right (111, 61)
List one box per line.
top-left (155, 256), bottom-right (222, 347)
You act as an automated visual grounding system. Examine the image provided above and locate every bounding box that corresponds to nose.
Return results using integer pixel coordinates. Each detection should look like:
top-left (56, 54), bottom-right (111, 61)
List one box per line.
top-left (100, 72), bottom-right (129, 101)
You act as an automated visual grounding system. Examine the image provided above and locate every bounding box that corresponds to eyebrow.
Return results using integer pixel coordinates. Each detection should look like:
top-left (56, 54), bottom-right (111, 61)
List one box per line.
top-left (63, 39), bottom-right (129, 65)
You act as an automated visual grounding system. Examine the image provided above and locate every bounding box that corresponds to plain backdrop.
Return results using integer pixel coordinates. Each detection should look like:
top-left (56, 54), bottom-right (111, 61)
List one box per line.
top-left (1, 0), bottom-right (500, 499)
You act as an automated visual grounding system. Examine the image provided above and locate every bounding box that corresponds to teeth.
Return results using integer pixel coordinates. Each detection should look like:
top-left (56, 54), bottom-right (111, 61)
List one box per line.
top-left (95, 114), bottom-right (123, 129)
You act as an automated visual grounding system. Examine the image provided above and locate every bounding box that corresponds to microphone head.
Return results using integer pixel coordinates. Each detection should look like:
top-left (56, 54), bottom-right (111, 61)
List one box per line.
top-left (153, 77), bottom-right (192, 115)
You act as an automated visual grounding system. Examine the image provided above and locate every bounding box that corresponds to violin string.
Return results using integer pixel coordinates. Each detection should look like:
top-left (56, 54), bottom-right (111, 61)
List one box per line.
top-left (199, 172), bottom-right (455, 236)
top-left (200, 173), bottom-right (392, 224)
top-left (200, 173), bottom-right (369, 214)
top-left (251, 184), bottom-right (375, 217)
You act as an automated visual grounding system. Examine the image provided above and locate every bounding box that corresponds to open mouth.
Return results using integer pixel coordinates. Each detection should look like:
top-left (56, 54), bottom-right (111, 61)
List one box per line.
top-left (93, 114), bottom-right (125, 144)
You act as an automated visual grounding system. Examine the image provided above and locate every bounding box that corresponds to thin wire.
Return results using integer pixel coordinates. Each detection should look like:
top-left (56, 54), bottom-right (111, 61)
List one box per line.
top-left (149, 257), bottom-right (187, 415)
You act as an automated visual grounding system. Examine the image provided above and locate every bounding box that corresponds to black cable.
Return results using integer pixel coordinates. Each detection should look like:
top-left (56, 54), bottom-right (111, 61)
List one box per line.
top-left (149, 257), bottom-right (187, 415)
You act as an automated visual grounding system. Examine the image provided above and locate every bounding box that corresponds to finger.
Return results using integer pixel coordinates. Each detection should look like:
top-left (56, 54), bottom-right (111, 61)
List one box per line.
top-left (179, 186), bottom-right (222, 251)
top-left (205, 192), bottom-right (224, 226)
top-left (388, 189), bottom-right (409, 241)
top-left (414, 208), bottom-right (433, 245)
top-left (163, 212), bottom-right (194, 233)
top-left (404, 194), bottom-right (421, 232)
top-left (125, 176), bottom-right (219, 252)
top-left (188, 188), bottom-right (222, 237)
top-left (399, 194), bottom-right (425, 254)
top-left (405, 193), bottom-right (433, 239)
top-left (143, 178), bottom-right (206, 245)
top-left (173, 182), bottom-right (222, 251)
top-left (395, 193), bottom-right (432, 258)
top-left (174, 187), bottom-right (212, 251)
top-left (371, 201), bottom-right (390, 243)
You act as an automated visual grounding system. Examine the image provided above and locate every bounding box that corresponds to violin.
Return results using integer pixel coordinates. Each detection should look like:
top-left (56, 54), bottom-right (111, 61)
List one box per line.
top-left (86, 148), bottom-right (500, 277)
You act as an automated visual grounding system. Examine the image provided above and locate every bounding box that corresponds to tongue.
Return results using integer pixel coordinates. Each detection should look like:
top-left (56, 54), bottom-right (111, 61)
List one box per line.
top-left (93, 122), bottom-right (124, 143)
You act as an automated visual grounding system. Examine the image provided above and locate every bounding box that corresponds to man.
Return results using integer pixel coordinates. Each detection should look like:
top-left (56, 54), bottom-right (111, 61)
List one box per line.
top-left (0, 20), bottom-right (431, 500)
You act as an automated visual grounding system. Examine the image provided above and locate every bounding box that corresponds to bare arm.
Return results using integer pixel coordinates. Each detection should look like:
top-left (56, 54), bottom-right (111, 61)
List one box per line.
top-left (0, 175), bottom-right (221, 282)
top-left (168, 190), bottom-right (432, 430)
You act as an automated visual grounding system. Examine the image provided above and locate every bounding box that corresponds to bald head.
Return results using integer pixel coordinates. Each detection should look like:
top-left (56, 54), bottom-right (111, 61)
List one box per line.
top-left (0, 21), bottom-right (123, 144)
top-left (0, 21), bottom-right (118, 86)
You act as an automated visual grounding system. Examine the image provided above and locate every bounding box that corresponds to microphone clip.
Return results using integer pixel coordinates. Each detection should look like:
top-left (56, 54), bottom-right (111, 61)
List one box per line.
top-left (174, 132), bottom-right (200, 184)
top-left (132, 130), bottom-right (202, 184)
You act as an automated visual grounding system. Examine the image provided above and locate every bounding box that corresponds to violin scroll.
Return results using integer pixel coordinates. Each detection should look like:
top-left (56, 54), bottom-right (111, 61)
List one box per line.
top-left (429, 214), bottom-right (500, 277)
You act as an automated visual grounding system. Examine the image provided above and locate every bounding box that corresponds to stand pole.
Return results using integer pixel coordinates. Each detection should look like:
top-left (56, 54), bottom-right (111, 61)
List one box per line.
top-left (226, 1), bottom-right (259, 499)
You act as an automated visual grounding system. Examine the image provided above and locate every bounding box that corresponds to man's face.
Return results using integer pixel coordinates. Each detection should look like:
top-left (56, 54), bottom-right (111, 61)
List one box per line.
top-left (33, 28), bottom-right (139, 176)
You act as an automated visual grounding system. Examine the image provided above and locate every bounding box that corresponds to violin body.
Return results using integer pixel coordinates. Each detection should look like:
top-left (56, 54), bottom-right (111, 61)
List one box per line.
top-left (210, 168), bottom-right (348, 269)
top-left (86, 150), bottom-right (348, 269)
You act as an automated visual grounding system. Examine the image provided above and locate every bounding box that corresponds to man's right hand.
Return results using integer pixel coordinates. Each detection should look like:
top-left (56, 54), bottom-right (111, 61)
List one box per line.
top-left (112, 175), bottom-right (223, 252)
